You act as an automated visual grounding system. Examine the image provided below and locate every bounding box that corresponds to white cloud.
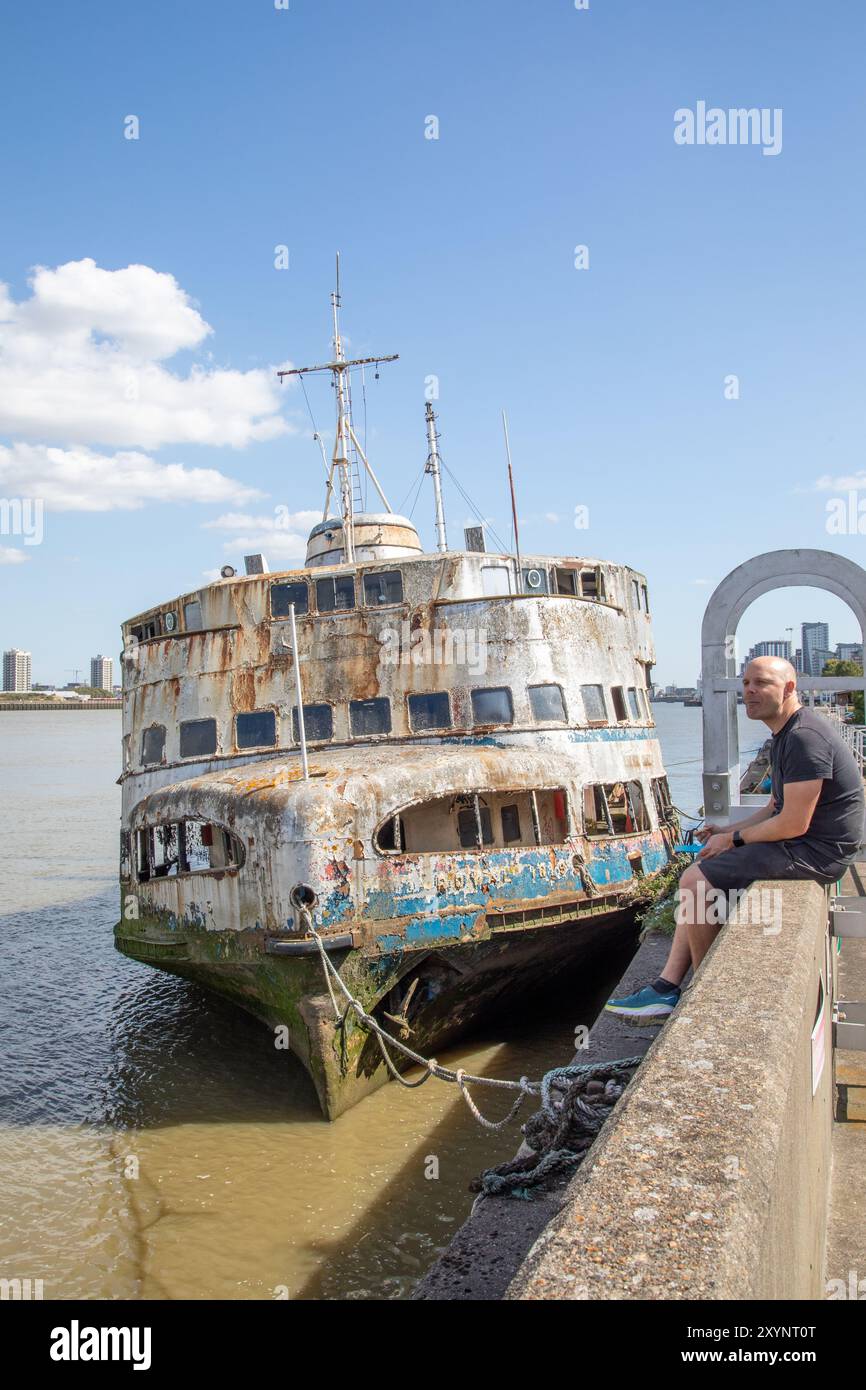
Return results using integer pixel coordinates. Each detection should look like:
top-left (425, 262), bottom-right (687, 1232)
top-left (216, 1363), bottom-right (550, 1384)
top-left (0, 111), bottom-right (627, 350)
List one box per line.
top-left (808, 472), bottom-right (866, 492)
top-left (0, 545), bottom-right (28, 565)
top-left (0, 258), bottom-right (291, 449)
top-left (202, 508), bottom-right (321, 561)
top-left (0, 442), bottom-right (262, 511)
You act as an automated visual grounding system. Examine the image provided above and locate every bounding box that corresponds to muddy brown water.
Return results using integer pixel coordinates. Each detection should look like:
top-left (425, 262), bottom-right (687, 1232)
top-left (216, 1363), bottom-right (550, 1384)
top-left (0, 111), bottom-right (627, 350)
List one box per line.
top-left (0, 708), bottom-right (751, 1298)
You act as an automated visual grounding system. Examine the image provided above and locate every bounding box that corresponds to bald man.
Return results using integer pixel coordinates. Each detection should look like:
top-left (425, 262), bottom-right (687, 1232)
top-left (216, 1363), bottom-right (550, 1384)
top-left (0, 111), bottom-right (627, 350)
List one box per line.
top-left (607, 656), bottom-right (866, 1022)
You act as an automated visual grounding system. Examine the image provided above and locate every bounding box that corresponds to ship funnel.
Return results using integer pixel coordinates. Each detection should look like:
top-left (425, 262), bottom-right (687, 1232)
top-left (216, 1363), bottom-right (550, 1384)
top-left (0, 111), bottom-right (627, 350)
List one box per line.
top-left (305, 513), bottom-right (423, 567)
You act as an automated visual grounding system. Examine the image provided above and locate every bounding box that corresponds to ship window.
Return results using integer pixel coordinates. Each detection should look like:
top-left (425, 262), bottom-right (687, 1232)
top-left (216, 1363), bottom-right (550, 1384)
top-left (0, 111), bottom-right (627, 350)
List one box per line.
top-left (554, 567), bottom-right (579, 596)
top-left (611, 686), bottom-right (629, 722)
top-left (640, 688), bottom-right (652, 719)
top-left (236, 709), bottom-right (276, 749)
top-left (528, 684), bottom-right (567, 722)
top-left (179, 718), bottom-right (217, 758)
top-left (584, 781), bottom-right (650, 837)
top-left (183, 819), bottom-right (242, 873)
top-left (457, 801), bottom-right (494, 848)
top-left (136, 819), bottom-right (244, 881)
top-left (120, 830), bottom-right (131, 879)
top-left (627, 687), bottom-right (642, 720)
top-left (183, 600), bottom-right (203, 632)
top-left (501, 804), bottom-right (522, 843)
top-left (522, 567), bottom-right (549, 593)
top-left (292, 703), bottom-right (334, 742)
top-left (150, 823), bottom-right (181, 878)
top-left (641, 583), bottom-right (650, 614)
top-left (350, 697), bottom-right (391, 737)
top-left (316, 575), bottom-right (355, 612)
top-left (141, 724), bottom-right (166, 765)
top-left (377, 814), bottom-right (404, 852)
top-left (363, 570), bottom-right (404, 606)
top-left (130, 616), bottom-right (161, 642)
top-left (580, 569), bottom-right (600, 599)
top-left (481, 565), bottom-right (511, 596)
top-left (408, 691), bottom-right (452, 730)
top-left (271, 581), bottom-right (309, 618)
top-left (471, 686), bottom-right (514, 725)
top-left (632, 579), bottom-right (641, 608)
top-left (584, 785), bottom-right (613, 836)
top-left (581, 683), bottom-right (607, 723)
top-left (652, 775), bottom-right (674, 821)
top-left (373, 787), bottom-right (569, 854)
top-left (627, 780), bottom-right (650, 831)
top-left (135, 828), bottom-right (151, 880)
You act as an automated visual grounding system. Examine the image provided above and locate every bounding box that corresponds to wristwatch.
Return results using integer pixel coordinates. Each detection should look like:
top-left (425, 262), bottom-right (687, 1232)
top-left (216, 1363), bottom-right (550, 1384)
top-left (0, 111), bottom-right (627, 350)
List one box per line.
top-left (732, 830), bottom-right (745, 848)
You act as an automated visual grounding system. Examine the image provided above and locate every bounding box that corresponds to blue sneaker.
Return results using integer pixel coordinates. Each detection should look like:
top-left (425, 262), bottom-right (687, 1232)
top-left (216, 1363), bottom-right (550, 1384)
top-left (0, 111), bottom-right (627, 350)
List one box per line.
top-left (604, 983), bottom-right (680, 1024)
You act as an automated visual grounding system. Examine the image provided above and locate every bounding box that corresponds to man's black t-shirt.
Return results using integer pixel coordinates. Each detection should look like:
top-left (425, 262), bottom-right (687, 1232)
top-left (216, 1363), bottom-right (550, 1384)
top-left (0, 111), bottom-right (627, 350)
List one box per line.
top-left (770, 707), bottom-right (865, 861)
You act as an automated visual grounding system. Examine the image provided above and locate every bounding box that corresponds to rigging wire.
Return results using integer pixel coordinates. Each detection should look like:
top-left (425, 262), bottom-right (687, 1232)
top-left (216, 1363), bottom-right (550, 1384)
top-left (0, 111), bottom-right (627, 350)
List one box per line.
top-left (405, 469), bottom-right (427, 521)
top-left (440, 459), bottom-right (510, 555)
top-left (298, 375), bottom-right (323, 449)
top-left (397, 467), bottom-right (426, 518)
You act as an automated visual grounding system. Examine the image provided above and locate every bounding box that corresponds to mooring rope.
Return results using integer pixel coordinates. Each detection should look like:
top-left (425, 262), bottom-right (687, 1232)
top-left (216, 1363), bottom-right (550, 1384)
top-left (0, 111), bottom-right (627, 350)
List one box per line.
top-left (308, 927), bottom-right (643, 1132)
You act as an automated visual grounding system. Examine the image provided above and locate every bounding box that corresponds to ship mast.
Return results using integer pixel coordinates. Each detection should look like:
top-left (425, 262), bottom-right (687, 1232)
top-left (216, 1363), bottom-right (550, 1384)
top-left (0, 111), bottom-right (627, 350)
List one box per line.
top-left (277, 254), bottom-right (398, 566)
top-left (424, 402), bottom-right (448, 552)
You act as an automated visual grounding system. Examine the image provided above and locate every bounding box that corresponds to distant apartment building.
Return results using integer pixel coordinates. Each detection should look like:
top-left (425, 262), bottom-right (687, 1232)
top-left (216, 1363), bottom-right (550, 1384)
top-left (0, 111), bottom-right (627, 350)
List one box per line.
top-left (836, 642), bottom-right (863, 665)
top-left (749, 639), bottom-right (792, 660)
top-left (811, 648), bottom-right (835, 676)
top-left (794, 648), bottom-right (803, 673)
top-left (3, 648), bottom-right (32, 692)
top-left (801, 623), bottom-right (830, 676)
top-left (90, 655), bottom-right (113, 691)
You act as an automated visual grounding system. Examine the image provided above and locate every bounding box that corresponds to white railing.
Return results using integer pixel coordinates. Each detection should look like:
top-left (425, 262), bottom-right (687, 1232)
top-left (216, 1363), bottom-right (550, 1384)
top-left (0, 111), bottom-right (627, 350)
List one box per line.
top-left (839, 721), bottom-right (866, 775)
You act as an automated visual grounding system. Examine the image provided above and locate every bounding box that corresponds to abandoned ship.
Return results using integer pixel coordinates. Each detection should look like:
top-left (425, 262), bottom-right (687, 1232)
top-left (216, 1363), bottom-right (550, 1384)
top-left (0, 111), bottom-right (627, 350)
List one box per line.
top-left (115, 268), bottom-right (680, 1118)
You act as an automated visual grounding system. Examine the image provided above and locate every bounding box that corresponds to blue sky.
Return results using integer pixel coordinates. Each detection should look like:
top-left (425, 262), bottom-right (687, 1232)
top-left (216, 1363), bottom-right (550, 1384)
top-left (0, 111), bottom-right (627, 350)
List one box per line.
top-left (1, 0), bottom-right (864, 685)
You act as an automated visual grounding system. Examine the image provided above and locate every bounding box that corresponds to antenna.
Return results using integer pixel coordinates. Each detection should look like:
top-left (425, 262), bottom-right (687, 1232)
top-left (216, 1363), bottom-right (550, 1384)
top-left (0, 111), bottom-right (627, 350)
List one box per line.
top-left (425, 402), bottom-right (448, 553)
top-left (502, 410), bottom-right (523, 592)
top-left (277, 257), bottom-right (399, 566)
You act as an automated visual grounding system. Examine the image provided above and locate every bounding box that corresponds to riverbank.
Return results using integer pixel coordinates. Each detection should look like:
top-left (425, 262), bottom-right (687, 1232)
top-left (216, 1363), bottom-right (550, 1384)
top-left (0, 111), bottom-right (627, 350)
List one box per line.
top-left (0, 700), bottom-right (121, 710)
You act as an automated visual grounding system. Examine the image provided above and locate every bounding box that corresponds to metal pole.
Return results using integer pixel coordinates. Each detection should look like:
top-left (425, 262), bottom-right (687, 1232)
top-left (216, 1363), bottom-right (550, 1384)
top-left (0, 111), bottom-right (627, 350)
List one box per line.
top-left (425, 402), bottom-right (448, 553)
top-left (331, 253), bottom-right (355, 565)
top-left (289, 603), bottom-right (309, 780)
top-left (502, 410), bottom-right (522, 592)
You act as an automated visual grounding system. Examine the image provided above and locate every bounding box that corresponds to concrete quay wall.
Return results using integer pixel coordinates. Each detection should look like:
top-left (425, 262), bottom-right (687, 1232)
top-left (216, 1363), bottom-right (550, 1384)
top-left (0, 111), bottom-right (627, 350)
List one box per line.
top-left (508, 879), bottom-right (833, 1300)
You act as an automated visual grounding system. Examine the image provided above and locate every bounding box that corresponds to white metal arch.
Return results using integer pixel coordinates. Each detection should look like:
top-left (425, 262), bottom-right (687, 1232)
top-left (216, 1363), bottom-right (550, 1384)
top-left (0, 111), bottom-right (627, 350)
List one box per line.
top-left (701, 549), bottom-right (866, 819)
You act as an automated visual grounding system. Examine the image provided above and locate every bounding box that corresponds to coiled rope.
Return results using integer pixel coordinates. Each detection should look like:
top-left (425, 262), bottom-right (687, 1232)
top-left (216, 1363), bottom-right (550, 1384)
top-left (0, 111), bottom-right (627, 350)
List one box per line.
top-left (309, 927), bottom-right (643, 1132)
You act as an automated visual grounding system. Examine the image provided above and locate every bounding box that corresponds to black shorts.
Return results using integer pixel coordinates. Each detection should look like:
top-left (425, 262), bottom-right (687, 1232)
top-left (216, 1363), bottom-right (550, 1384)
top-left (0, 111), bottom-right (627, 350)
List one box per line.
top-left (698, 840), bottom-right (853, 894)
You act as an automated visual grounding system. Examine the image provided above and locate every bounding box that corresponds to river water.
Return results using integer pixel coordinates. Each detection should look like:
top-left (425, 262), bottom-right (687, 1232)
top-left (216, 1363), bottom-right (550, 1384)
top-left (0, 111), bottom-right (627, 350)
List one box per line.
top-left (0, 705), bottom-right (760, 1300)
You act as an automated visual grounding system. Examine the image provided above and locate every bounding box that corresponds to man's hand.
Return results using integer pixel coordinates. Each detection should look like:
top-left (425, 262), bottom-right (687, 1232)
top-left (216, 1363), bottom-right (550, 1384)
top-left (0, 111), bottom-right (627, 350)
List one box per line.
top-left (695, 822), bottom-right (722, 843)
top-left (697, 831), bottom-right (735, 859)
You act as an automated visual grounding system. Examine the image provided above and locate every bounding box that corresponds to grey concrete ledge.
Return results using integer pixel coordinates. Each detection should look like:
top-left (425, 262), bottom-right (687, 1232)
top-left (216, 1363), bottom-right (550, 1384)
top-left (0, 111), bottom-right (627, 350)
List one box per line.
top-left (507, 879), bottom-right (833, 1301)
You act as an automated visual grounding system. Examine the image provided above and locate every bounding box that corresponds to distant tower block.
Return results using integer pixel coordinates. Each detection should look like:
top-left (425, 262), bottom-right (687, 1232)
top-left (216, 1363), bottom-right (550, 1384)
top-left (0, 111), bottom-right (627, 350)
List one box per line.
top-left (3, 648), bottom-right (32, 692)
top-left (90, 655), bottom-right (113, 691)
